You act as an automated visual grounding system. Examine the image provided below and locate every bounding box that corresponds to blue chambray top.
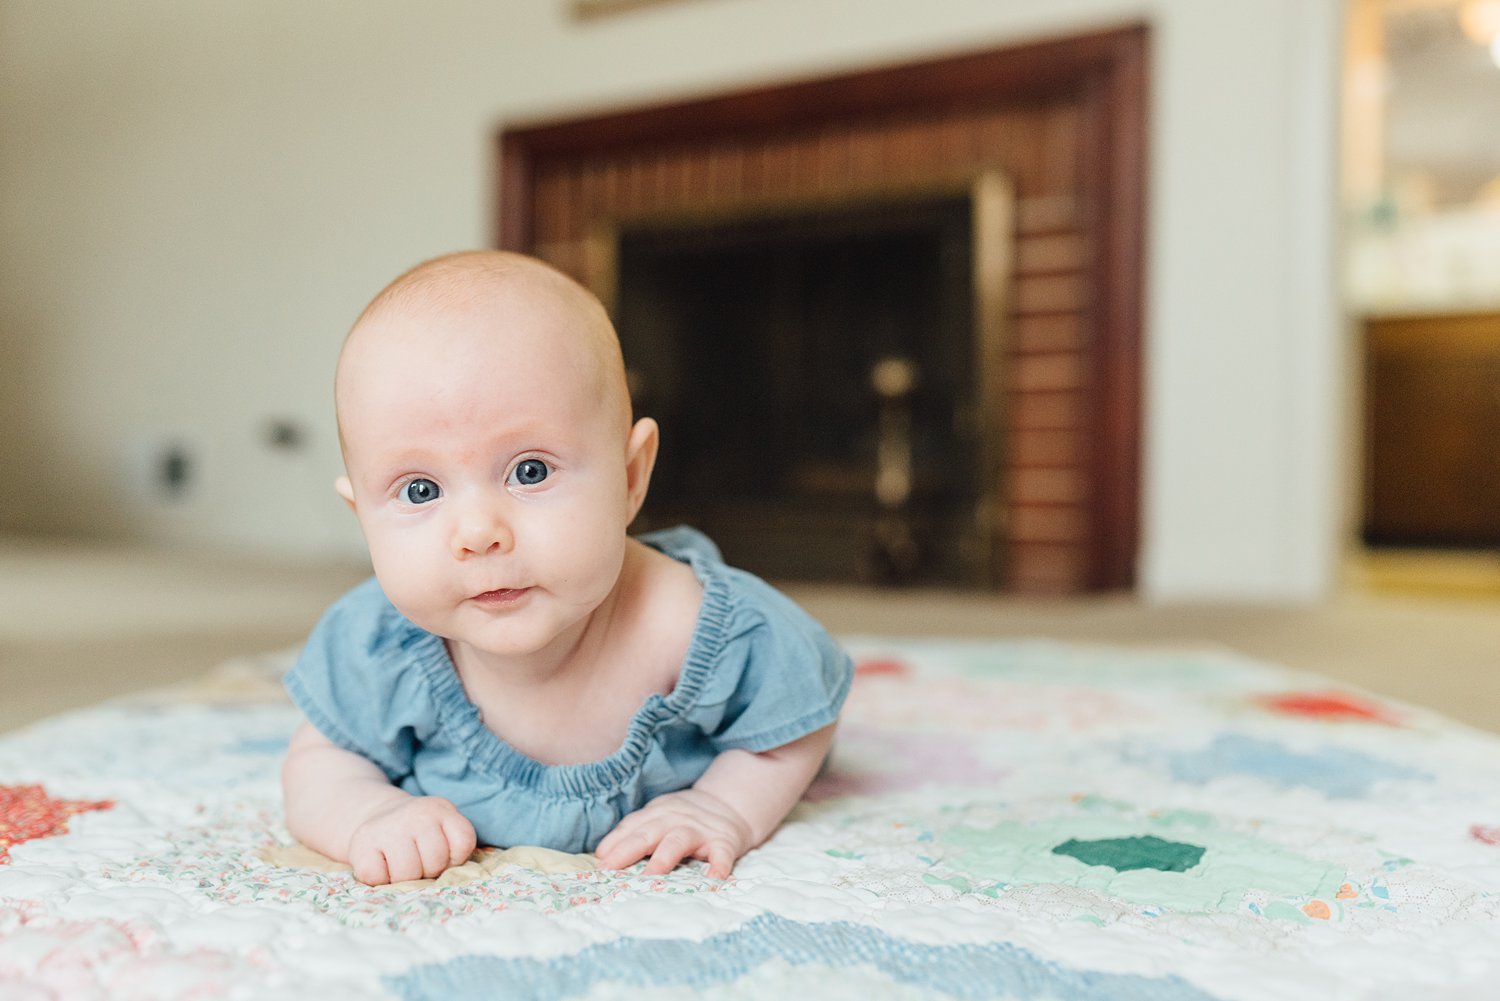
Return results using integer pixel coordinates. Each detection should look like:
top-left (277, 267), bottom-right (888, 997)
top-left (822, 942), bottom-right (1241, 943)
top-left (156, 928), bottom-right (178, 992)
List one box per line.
top-left (283, 525), bottom-right (854, 853)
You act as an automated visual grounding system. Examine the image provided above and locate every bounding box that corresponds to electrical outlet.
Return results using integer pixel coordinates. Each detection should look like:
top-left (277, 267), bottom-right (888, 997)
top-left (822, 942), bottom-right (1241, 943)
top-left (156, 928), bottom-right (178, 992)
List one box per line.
top-left (121, 433), bottom-right (197, 505)
top-left (158, 444), bottom-right (192, 498)
top-left (264, 418), bottom-right (307, 451)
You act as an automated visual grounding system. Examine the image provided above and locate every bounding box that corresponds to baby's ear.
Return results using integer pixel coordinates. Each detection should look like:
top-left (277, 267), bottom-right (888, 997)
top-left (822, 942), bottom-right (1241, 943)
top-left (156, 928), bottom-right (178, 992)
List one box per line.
top-left (334, 476), bottom-right (356, 511)
top-left (623, 417), bottom-right (659, 520)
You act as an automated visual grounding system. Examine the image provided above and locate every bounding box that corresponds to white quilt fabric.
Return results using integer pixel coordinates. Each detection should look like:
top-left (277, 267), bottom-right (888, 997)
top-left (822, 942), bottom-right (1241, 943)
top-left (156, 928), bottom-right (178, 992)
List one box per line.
top-left (2, 638), bottom-right (1499, 999)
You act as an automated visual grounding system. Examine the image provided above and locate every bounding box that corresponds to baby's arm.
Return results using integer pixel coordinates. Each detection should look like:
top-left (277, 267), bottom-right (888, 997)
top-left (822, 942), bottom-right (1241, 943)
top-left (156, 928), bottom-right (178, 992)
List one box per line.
top-left (281, 721), bottom-right (476, 885)
top-left (595, 722), bottom-right (835, 879)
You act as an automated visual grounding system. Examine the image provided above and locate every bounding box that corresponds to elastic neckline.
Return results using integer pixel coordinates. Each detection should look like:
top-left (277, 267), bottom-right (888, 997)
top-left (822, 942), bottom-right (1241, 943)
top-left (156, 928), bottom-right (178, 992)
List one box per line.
top-left (409, 542), bottom-right (735, 801)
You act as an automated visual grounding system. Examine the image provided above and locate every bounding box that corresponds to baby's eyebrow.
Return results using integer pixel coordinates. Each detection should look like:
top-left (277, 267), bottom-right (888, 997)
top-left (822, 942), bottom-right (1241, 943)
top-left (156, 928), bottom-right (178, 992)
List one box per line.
top-left (360, 455), bottom-right (438, 490)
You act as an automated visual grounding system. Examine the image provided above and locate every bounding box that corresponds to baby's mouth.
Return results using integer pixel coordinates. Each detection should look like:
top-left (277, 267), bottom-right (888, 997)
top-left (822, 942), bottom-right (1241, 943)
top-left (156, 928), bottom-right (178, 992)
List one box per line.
top-left (471, 587), bottom-right (532, 606)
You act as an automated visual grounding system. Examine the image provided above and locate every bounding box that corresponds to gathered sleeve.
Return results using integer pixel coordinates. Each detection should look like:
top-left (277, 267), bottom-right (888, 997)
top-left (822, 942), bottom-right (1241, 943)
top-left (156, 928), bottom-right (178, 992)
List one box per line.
top-left (282, 578), bottom-right (441, 785)
top-left (683, 569), bottom-right (854, 755)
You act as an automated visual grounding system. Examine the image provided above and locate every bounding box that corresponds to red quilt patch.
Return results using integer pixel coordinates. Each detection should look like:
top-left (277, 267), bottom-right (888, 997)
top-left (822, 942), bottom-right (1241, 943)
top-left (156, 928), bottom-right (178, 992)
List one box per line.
top-left (854, 658), bottom-right (911, 679)
top-left (1256, 691), bottom-right (1399, 725)
top-left (0, 783), bottom-right (114, 863)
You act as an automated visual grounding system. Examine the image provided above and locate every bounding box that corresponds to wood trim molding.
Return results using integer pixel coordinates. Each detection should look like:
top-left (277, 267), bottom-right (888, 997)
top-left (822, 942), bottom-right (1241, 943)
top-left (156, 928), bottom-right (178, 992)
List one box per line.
top-left (1077, 27), bottom-right (1147, 590)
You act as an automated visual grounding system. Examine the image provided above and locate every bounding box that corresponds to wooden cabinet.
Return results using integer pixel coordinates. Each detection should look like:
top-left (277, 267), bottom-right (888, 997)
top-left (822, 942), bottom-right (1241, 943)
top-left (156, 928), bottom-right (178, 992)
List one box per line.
top-left (1364, 312), bottom-right (1500, 546)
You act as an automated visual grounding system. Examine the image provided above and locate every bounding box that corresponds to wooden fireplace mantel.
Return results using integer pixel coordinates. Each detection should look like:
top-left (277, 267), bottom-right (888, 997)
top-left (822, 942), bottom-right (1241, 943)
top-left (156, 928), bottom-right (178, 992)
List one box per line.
top-left (495, 24), bottom-right (1146, 592)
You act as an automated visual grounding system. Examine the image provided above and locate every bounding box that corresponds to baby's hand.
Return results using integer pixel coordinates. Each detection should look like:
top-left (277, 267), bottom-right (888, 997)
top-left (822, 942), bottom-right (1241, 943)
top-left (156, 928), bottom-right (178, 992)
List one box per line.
top-left (595, 788), bottom-right (752, 880)
top-left (346, 795), bottom-right (477, 885)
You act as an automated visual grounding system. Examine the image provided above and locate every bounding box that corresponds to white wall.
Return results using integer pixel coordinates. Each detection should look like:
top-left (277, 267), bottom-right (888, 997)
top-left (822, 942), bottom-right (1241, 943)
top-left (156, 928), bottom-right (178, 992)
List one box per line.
top-left (0, 0), bottom-right (1344, 602)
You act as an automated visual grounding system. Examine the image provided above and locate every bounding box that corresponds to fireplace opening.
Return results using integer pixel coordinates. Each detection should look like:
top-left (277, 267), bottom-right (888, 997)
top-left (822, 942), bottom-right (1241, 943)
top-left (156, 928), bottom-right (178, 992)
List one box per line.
top-left (614, 184), bottom-right (1011, 587)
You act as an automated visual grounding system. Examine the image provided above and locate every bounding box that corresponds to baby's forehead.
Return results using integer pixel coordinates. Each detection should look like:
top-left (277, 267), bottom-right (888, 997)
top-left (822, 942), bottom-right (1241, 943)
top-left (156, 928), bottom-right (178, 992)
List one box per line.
top-left (347, 269), bottom-right (608, 370)
top-left (336, 260), bottom-right (630, 443)
top-left (337, 317), bottom-right (608, 444)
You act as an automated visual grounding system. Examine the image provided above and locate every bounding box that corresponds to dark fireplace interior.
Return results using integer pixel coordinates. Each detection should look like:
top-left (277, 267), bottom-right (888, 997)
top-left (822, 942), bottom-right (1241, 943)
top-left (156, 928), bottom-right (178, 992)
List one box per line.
top-left (616, 193), bottom-right (992, 586)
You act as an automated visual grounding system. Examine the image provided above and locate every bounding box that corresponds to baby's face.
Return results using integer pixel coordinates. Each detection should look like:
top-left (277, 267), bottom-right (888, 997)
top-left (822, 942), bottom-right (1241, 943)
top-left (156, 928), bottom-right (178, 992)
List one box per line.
top-left (335, 278), bottom-right (651, 661)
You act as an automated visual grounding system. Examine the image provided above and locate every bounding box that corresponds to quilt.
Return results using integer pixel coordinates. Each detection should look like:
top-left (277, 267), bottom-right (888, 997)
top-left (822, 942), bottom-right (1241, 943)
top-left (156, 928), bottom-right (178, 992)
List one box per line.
top-left (2, 637), bottom-right (1499, 999)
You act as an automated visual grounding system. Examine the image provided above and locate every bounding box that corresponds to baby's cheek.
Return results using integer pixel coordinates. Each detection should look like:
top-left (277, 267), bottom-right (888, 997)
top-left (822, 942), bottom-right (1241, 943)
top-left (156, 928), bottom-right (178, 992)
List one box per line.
top-left (370, 544), bottom-right (448, 624)
top-left (539, 512), bottom-right (625, 585)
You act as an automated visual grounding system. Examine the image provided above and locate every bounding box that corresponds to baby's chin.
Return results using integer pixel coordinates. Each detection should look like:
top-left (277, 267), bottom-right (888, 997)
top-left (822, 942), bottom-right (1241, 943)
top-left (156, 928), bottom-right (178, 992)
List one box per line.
top-left (441, 597), bottom-right (611, 658)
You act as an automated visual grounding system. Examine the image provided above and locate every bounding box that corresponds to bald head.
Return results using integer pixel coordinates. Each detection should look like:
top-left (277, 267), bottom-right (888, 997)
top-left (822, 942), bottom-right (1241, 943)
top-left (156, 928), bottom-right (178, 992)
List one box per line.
top-left (335, 251), bottom-right (631, 451)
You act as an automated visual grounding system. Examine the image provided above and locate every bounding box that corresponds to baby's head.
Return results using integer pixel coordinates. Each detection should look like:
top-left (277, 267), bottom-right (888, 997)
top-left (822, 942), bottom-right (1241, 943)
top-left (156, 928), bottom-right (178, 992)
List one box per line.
top-left (336, 251), bottom-right (632, 451)
top-left (333, 250), bottom-right (658, 658)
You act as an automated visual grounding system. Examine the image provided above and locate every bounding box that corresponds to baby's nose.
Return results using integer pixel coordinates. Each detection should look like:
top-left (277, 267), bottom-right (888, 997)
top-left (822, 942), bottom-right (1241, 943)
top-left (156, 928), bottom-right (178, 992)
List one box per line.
top-left (452, 495), bottom-right (514, 557)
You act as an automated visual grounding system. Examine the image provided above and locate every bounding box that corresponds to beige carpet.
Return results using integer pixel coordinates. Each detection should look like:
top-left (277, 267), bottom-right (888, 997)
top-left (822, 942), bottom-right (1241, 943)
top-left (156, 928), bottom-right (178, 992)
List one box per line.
top-left (3, 536), bottom-right (1498, 735)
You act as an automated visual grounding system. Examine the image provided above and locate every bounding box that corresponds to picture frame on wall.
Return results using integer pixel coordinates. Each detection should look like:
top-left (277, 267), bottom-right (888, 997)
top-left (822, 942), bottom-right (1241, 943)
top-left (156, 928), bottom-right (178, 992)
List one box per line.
top-left (573, 0), bottom-right (722, 19)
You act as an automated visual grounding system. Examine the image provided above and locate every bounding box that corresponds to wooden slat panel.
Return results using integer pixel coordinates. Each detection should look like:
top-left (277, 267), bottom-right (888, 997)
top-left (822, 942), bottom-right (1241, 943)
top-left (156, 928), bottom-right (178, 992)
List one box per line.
top-left (882, 118), bottom-right (931, 185)
top-left (1016, 196), bottom-right (1080, 235)
top-left (1040, 103), bottom-right (1082, 195)
top-left (704, 141), bottom-right (746, 202)
top-left (532, 170), bottom-right (574, 246)
top-left (1010, 428), bottom-right (1081, 467)
top-left (533, 241), bottom-right (588, 283)
top-left (1012, 353), bottom-right (1084, 392)
top-left (932, 111), bottom-right (979, 172)
top-left (1014, 315), bottom-right (1084, 354)
top-left (1007, 541), bottom-right (1087, 591)
top-left (1016, 234), bottom-right (1087, 275)
top-left (620, 156), bottom-right (652, 215)
top-left (1015, 274), bottom-right (1087, 314)
top-left (809, 129), bottom-right (853, 193)
top-left (1012, 391), bottom-right (1082, 429)
top-left (577, 162), bottom-right (610, 229)
top-left (845, 123), bottom-right (886, 185)
top-left (1010, 505), bottom-right (1087, 543)
top-left (972, 109), bottom-right (1037, 177)
top-left (1010, 467), bottom-right (1086, 504)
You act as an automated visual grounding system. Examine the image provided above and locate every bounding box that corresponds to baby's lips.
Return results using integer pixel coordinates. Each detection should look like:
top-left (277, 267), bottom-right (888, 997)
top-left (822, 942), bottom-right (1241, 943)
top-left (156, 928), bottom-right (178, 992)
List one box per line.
top-left (470, 586), bottom-right (533, 604)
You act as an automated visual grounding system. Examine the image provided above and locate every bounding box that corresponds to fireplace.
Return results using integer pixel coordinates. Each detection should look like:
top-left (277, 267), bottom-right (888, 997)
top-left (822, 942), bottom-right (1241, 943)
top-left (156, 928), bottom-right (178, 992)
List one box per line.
top-left (497, 25), bottom-right (1145, 592)
top-left (611, 179), bottom-right (1013, 586)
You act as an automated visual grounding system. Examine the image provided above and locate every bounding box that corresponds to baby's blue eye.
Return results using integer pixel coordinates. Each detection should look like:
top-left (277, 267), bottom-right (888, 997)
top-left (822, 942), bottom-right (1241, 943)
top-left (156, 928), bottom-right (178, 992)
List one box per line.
top-left (509, 459), bottom-right (550, 486)
top-left (402, 479), bottom-right (441, 504)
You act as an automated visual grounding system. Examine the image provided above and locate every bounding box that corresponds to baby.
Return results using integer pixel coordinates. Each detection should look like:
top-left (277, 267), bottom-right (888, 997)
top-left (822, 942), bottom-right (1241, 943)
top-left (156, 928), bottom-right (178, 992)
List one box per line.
top-left (281, 250), bottom-right (853, 885)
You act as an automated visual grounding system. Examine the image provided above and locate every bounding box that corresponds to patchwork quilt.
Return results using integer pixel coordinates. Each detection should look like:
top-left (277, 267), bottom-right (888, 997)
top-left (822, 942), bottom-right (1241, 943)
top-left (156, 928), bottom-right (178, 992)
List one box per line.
top-left (2, 638), bottom-right (1499, 999)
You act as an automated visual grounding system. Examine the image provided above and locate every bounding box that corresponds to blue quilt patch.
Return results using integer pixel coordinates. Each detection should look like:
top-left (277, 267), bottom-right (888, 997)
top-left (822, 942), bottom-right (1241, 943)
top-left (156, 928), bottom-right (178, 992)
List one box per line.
top-left (383, 912), bottom-right (1218, 1000)
top-left (1160, 733), bottom-right (1432, 798)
